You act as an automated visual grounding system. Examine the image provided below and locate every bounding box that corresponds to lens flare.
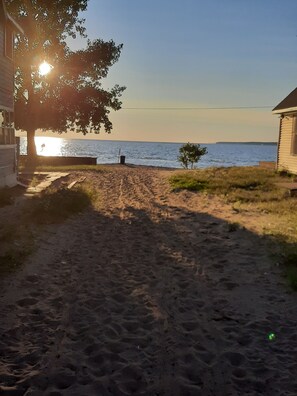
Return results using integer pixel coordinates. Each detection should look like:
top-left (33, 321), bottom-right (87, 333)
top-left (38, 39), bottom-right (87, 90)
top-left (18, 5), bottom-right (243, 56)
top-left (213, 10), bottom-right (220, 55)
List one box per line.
top-left (39, 61), bottom-right (52, 76)
top-left (268, 332), bottom-right (276, 341)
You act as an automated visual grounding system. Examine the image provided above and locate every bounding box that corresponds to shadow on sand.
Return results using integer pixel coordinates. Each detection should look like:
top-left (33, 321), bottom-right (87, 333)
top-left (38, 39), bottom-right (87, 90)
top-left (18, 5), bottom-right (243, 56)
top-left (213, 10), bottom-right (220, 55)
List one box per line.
top-left (0, 197), bottom-right (296, 395)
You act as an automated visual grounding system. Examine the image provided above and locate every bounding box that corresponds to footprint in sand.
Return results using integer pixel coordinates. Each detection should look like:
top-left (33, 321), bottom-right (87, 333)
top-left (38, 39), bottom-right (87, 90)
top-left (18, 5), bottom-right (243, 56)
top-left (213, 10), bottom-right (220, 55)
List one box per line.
top-left (197, 351), bottom-right (215, 366)
top-left (48, 370), bottom-right (76, 390)
top-left (25, 274), bottom-right (39, 283)
top-left (232, 367), bottom-right (246, 378)
top-left (222, 351), bottom-right (246, 366)
top-left (182, 321), bottom-right (198, 332)
top-left (17, 297), bottom-right (38, 307)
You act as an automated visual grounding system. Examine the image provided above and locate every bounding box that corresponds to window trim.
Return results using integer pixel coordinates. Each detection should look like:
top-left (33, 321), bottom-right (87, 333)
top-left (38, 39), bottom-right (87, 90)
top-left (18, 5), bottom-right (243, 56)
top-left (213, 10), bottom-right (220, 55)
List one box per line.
top-left (291, 116), bottom-right (297, 156)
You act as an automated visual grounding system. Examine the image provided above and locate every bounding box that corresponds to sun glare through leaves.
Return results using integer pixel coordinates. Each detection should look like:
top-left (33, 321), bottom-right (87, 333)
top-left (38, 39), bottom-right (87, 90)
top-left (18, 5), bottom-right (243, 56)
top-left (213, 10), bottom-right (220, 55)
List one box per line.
top-left (39, 61), bottom-right (52, 76)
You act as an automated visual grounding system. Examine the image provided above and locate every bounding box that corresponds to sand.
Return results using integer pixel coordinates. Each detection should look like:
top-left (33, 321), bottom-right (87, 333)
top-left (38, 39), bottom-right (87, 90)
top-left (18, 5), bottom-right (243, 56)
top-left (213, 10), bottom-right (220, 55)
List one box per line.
top-left (0, 165), bottom-right (296, 395)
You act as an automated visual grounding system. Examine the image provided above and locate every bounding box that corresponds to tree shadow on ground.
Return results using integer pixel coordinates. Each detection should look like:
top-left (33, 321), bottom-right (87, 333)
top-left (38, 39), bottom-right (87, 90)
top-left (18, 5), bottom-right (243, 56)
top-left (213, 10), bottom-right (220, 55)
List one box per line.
top-left (0, 201), bottom-right (296, 396)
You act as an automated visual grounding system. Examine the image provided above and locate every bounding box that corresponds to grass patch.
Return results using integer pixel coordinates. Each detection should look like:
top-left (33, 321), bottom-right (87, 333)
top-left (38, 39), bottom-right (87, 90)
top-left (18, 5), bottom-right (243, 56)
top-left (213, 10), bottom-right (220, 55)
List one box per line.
top-left (170, 174), bottom-right (208, 191)
top-left (0, 180), bottom-right (99, 275)
top-left (28, 182), bottom-right (98, 224)
top-left (169, 167), bottom-right (297, 230)
top-left (35, 164), bottom-right (105, 172)
top-left (19, 163), bottom-right (106, 173)
top-left (169, 167), bottom-right (286, 203)
top-left (0, 245), bottom-right (34, 274)
top-left (170, 166), bottom-right (297, 291)
top-left (0, 224), bottom-right (34, 274)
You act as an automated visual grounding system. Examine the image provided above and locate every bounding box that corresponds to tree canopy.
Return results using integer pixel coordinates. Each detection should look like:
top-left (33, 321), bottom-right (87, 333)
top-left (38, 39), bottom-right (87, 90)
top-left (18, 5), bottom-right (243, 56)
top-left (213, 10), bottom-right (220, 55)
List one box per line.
top-left (6, 0), bottom-right (125, 157)
top-left (178, 143), bottom-right (208, 169)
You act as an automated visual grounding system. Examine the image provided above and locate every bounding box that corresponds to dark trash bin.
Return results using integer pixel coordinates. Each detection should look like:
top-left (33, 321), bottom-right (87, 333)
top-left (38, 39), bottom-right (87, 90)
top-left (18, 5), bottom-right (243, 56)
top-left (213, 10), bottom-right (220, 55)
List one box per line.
top-left (120, 155), bottom-right (126, 164)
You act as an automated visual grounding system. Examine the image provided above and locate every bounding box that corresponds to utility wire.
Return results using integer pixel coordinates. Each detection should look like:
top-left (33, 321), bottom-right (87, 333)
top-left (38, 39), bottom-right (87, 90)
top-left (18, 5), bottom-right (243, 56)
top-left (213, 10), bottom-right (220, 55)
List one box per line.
top-left (122, 106), bottom-right (273, 110)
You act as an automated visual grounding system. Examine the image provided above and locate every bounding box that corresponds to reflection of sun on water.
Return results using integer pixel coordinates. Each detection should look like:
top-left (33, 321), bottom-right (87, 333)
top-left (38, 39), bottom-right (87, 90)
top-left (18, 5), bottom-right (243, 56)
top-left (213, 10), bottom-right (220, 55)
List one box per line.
top-left (35, 136), bottom-right (63, 156)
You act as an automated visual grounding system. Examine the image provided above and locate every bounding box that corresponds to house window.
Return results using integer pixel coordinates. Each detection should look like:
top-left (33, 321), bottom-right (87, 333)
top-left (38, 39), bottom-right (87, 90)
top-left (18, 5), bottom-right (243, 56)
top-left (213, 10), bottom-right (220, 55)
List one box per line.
top-left (0, 111), bottom-right (4, 126)
top-left (292, 117), bottom-right (297, 155)
top-left (0, 111), bottom-right (14, 144)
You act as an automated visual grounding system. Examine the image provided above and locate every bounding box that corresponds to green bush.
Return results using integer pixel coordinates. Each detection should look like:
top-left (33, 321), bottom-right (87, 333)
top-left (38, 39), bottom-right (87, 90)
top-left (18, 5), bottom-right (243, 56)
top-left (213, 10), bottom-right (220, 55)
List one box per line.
top-left (178, 143), bottom-right (207, 169)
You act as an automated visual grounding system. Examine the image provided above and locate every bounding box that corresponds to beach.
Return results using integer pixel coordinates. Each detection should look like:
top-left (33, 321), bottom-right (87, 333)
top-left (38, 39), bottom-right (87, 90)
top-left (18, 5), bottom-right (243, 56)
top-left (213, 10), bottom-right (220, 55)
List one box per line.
top-left (0, 165), bottom-right (296, 395)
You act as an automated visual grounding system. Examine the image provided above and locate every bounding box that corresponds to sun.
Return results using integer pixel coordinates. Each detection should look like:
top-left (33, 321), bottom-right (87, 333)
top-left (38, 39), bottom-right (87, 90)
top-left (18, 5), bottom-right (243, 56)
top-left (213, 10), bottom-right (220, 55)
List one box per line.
top-left (36, 136), bottom-right (63, 156)
top-left (39, 61), bottom-right (52, 76)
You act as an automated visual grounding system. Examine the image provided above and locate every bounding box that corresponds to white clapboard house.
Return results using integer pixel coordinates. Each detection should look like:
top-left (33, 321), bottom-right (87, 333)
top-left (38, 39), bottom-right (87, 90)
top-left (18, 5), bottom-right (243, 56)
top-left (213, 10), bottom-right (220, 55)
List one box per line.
top-left (0, 0), bottom-right (23, 187)
top-left (273, 88), bottom-right (297, 175)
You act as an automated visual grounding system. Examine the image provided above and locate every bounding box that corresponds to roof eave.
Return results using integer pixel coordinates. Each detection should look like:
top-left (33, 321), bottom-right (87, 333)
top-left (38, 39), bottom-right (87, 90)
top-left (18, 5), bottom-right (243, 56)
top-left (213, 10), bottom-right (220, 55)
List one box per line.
top-left (6, 13), bottom-right (24, 34)
top-left (272, 106), bottom-right (297, 115)
top-left (1, 0), bottom-right (24, 34)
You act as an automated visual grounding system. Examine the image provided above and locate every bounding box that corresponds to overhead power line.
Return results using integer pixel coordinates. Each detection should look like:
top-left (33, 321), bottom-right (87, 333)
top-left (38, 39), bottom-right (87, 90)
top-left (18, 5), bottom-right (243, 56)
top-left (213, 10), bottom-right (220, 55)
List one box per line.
top-left (122, 106), bottom-right (273, 110)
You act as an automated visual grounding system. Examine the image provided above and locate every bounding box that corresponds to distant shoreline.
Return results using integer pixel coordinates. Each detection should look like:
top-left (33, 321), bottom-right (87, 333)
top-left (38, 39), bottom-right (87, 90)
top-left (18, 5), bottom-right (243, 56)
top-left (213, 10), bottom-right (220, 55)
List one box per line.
top-left (216, 141), bottom-right (277, 145)
top-left (18, 136), bottom-right (277, 146)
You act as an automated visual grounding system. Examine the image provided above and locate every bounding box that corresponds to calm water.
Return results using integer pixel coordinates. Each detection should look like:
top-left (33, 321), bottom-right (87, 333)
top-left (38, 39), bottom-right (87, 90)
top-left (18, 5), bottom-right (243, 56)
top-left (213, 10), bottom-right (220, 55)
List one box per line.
top-left (19, 137), bottom-right (277, 169)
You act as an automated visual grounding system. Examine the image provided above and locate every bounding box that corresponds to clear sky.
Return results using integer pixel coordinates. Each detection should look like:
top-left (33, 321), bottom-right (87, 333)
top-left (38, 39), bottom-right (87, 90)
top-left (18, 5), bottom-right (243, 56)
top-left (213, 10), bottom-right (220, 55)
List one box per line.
top-left (45, 0), bottom-right (297, 142)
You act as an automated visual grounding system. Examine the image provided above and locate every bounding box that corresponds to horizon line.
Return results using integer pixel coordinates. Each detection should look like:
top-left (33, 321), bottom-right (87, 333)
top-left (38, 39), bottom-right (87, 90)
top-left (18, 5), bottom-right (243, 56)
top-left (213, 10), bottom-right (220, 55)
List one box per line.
top-left (122, 106), bottom-right (274, 110)
top-left (17, 135), bottom-right (277, 145)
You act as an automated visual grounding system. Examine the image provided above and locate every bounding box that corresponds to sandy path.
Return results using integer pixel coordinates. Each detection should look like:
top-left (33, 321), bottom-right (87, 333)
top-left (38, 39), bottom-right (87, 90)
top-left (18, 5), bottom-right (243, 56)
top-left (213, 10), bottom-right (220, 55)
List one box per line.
top-left (0, 166), bottom-right (296, 395)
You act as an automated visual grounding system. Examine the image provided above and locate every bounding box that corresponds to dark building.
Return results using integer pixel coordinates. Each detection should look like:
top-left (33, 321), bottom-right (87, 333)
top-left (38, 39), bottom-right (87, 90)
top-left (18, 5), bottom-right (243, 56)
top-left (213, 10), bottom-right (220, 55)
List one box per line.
top-left (0, 0), bottom-right (23, 186)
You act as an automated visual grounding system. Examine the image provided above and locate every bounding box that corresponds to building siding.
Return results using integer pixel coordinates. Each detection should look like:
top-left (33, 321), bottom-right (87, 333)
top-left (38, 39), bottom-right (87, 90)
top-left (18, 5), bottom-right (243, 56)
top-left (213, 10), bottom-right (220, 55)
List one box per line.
top-left (0, 21), bottom-right (14, 110)
top-left (277, 115), bottom-right (297, 174)
top-left (0, 21), bottom-right (3, 54)
top-left (0, 145), bottom-right (16, 187)
top-left (0, 4), bottom-right (19, 187)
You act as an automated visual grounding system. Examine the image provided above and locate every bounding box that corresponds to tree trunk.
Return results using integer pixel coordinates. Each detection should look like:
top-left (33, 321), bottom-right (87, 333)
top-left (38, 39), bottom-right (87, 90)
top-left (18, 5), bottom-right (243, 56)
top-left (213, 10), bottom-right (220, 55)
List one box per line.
top-left (27, 129), bottom-right (37, 159)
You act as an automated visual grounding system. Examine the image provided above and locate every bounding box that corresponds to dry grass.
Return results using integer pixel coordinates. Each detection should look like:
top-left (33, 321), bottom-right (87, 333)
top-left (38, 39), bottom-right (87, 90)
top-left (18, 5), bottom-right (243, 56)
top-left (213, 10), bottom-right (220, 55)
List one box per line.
top-left (170, 166), bottom-right (297, 289)
top-left (169, 167), bottom-right (295, 217)
top-left (19, 163), bottom-right (106, 173)
top-left (27, 182), bottom-right (98, 224)
top-left (0, 180), bottom-right (99, 274)
top-left (0, 223), bottom-right (34, 274)
top-left (170, 166), bottom-right (290, 202)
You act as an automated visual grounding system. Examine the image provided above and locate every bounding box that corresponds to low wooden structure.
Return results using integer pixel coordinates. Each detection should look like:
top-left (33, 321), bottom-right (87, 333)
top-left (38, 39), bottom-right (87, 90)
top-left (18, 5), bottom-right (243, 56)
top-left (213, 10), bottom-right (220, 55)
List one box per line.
top-left (0, 0), bottom-right (23, 187)
top-left (273, 88), bottom-right (297, 175)
top-left (20, 155), bottom-right (97, 166)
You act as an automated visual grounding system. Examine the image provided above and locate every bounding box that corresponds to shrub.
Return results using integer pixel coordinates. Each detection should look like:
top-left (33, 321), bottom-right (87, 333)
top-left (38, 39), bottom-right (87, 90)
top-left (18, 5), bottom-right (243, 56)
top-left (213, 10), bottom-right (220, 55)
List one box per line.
top-left (28, 184), bottom-right (97, 224)
top-left (178, 143), bottom-right (207, 169)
